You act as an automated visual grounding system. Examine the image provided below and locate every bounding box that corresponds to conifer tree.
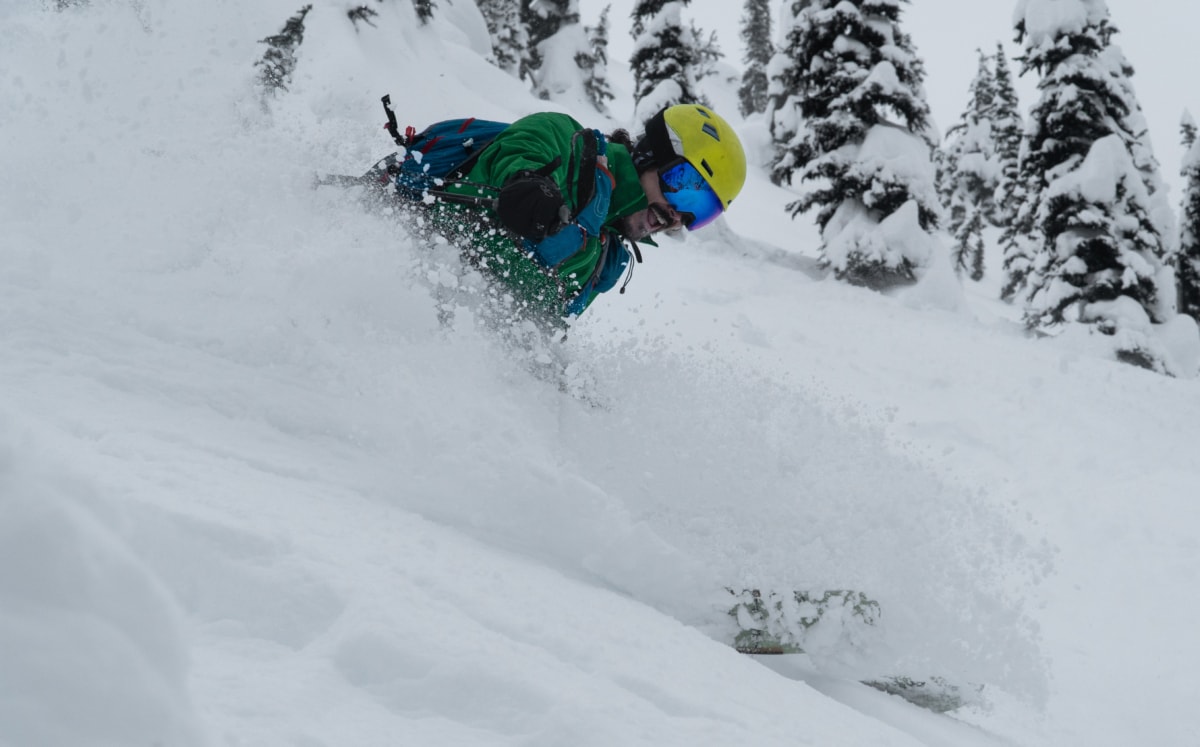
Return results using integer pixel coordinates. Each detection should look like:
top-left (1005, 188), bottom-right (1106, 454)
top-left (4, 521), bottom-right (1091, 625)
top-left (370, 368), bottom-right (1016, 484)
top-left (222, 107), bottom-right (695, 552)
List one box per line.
top-left (955, 211), bottom-right (988, 281)
top-left (1096, 43), bottom-right (1176, 262)
top-left (1182, 110), bottom-right (1196, 150)
top-left (522, 0), bottom-right (577, 54)
top-left (943, 51), bottom-right (998, 226)
top-left (413, 0), bottom-right (435, 24)
top-left (519, 0), bottom-right (561, 88)
top-left (931, 144), bottom-right (953, 212)
top-left (1008, 0), bottom-right (1170, 349)
top-left (991, 46), bottom-right (1026, 297)
top-left (765, 4), bottom-right (804, 181)
top-left (990, 43), bottom-right (1023, 227)
top-left (936, 45), bottom-right (1020, 287)
top-left (630, 0), bottom-right (706, 122)
top-left (767, 0), bottom-right (941, 289)
top-left (254, 5), bottom-right (312, 108)
top-left (479, 0), bottom-right (526, 76)
top-left (1178, 110), bottom-right (1200, 320)
top-left (347, 6), bottom-right (378, 31)
top-left (940, 50), bottom-right (998, 280)
top-left (580, 6), bottom-right (615, 113)
top-left (738, 0), bottom-right (773, 117)
top-left (520, 0), bottom-right (589, 102)
top-left (689, 19), bottom-right (724, 85)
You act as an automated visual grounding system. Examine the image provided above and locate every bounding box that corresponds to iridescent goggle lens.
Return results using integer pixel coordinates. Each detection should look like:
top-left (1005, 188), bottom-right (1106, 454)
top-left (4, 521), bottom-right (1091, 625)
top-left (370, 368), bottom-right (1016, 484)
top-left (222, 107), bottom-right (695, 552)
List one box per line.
top-left (658, 159), bottom-right (724, 230)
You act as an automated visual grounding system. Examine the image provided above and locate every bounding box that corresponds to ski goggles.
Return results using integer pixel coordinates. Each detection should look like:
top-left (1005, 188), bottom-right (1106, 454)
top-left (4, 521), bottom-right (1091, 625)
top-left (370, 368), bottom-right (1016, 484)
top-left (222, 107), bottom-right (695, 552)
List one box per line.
top-left (658, 159), bottom-right (724, 231)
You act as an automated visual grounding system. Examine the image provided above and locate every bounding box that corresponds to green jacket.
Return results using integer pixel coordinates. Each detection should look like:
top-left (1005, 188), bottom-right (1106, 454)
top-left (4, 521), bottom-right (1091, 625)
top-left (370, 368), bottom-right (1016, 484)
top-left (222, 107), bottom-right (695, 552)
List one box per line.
top-left (437, 112), bottom-right (649, 318)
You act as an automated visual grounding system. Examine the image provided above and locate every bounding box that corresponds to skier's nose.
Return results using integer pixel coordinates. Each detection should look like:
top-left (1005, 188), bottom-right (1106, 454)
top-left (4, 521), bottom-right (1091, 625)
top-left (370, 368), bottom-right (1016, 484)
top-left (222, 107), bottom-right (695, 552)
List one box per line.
top-left (662, 205), bottom-right (683, 232)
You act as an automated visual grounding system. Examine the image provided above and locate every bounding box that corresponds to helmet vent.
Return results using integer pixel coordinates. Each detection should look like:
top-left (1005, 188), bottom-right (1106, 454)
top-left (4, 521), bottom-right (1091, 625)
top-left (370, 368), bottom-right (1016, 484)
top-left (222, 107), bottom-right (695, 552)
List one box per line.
top-left (696, 107), bottom-right (712, 118)
top-left (702, 123), bottom-right (720, 141)
top-left (700, 159), bottom-right (714, 177)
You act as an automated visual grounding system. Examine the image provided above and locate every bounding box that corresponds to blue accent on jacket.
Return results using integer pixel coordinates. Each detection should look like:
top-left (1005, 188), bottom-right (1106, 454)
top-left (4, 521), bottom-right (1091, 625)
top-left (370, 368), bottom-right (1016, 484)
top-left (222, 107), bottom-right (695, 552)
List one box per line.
top-left (524, 165), bottom-right (616, 268)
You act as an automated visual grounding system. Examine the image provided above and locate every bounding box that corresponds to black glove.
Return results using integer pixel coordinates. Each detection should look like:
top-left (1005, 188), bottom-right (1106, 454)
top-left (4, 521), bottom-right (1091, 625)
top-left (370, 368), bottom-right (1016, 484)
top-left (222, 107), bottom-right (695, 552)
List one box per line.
top-left (496, 171), bottom-right (571, 240)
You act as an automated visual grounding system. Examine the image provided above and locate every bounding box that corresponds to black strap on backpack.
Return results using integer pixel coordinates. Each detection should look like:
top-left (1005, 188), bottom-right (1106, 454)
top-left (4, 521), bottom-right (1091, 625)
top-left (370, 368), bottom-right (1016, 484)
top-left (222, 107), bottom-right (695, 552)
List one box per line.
top-left (445, 144), bottom-right (492, 184)
top-left (565, 129), bottom-right (598, 222)
top-left (382, 95), bottom-right (415, 147)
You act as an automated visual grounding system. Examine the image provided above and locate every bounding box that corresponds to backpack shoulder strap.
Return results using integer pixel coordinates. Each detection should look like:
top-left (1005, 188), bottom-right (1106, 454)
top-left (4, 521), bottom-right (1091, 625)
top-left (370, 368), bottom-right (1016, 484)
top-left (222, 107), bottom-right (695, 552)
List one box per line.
top-left (566, 129), bottom-right (600, 221)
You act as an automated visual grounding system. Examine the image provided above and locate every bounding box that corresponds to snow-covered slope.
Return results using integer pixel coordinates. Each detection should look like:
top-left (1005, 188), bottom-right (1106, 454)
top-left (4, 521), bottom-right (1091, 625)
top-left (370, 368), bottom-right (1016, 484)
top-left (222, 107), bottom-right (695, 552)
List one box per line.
top-left (2, 1), bottom-right (1198, 745)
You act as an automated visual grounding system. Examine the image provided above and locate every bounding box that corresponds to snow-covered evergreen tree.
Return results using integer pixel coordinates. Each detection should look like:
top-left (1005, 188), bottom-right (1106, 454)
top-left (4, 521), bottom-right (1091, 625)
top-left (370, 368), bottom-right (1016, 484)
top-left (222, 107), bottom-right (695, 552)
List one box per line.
top-left (1101, 47), bottom-right (1176, 263)
top-left (1179, 110), bottom-right (1200, 320)
top-left (1182, 111), bottom-right (1197, 149)
top-left (524, 0), bottom-right (577, 39)
top-left (990, 43), bottom-right (1023, 227)
top-left (765, 5), bottom-right (799, 168)
top-left (413, 0), bottom-right (435, 24)
top-left (737, 0), bottom-right (772, 117)
top-left (954, 211), bottom-right (987, 282)
top-left (690, 19), bottom-right (723, 83)
top-left (347, 6), bottom-right (378, 31)
top-left (479, 0), bottom-right (526, 76)
top-left (630, 0), bottom-right (707, 122)
top-left (940, 50), bottom-right (999, 280)
top-left (943, 53), bottom-right (998, 221)
top-left (1008, 0), bottom-right (1172, 346)
top-left (579, 5), bottom-right (615, 113)
top-left (766, 0), bottom-right (941, 289)
top-left (519, 0), bottom-right (567, 90)
top-left (520, 0), bottom-right (590, 103)
top-left (254, 5), bottom-right (312, 109)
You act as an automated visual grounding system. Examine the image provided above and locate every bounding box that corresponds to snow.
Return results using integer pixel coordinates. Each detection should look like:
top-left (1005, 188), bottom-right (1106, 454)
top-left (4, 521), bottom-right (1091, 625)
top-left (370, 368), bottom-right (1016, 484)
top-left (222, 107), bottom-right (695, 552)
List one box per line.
top-left (0, 457), bottom-right (200, 747)
top-left (1014, 0), bottom-right (1111, 50)
top-left (534, 21), bottom-right (593, 106)
top-left (818, 126), bottom-right (943, 278)
top-left (1046, 135), bottom-right (1136, 207)
top-left (2, 1), bottom-right (1200, 746)
top-left (863, 59), bottom-right (902, 95)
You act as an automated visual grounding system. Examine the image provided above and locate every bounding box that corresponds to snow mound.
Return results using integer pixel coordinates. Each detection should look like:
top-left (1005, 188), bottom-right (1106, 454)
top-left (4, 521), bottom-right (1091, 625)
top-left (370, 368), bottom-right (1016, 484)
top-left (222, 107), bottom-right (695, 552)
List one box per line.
top-left (0, 427), bottom-right (199, 747)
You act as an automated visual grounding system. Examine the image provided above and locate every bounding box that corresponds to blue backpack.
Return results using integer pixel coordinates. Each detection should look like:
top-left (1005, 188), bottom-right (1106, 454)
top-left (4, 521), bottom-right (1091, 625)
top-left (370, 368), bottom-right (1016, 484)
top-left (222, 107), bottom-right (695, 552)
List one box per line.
top-left (376, 95), bottom-right (509, 201)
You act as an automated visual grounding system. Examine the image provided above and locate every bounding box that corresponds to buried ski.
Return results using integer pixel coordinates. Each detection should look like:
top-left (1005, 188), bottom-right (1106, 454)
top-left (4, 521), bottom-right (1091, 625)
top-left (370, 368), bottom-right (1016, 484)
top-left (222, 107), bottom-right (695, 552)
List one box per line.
top-left (726, 588), bottom-right (976, 713)
top-left (727, 587), bottom-right (880, 655)
top-left (861, 676), bottom-right (976, 714)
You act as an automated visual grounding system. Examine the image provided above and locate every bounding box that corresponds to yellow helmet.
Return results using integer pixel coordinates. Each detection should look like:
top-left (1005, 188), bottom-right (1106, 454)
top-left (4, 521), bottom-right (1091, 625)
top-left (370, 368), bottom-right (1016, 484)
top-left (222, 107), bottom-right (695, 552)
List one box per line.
top-left (634, 104), bottom-right (747, 210)
top-left (662, 104), bottom-right (747, 208)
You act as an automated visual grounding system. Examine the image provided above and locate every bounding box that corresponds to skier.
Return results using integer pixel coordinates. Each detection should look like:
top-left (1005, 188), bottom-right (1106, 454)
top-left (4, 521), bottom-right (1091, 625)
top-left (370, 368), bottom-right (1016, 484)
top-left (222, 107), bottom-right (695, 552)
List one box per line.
top-left (396, 103), bottom-right (747, 321)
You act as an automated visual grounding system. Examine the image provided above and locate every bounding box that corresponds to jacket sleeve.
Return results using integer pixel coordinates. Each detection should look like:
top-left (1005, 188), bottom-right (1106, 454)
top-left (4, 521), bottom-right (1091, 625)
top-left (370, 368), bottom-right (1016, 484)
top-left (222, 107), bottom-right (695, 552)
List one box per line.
top-left (469, 113), bottom-right (582, 200)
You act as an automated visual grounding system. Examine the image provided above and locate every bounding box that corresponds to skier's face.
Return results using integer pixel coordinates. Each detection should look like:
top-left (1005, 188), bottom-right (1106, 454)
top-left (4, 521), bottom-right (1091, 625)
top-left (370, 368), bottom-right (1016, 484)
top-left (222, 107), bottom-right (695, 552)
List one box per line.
top-left (619, 170), bottom-right (684, 240)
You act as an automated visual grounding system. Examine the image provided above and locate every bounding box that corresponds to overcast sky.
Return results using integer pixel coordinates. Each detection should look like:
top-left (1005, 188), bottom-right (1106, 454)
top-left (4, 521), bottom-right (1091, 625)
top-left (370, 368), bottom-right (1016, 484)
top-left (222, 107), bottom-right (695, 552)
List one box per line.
top-left (593, 0), bottom-right (1199, 195)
